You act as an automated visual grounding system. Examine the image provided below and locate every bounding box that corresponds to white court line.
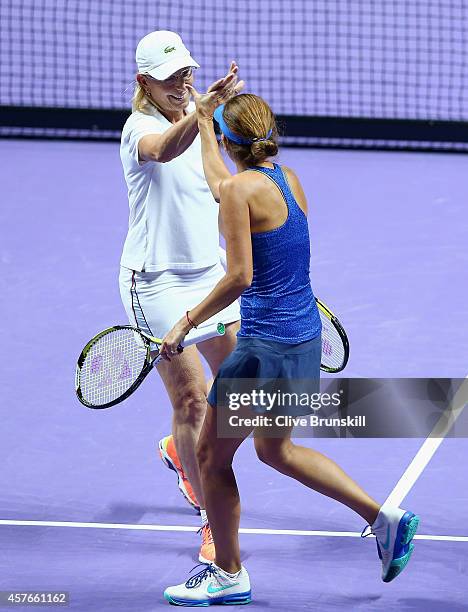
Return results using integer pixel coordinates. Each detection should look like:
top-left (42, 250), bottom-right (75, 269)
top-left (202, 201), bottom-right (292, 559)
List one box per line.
top-left (384, 378), bottom-right (468, 508)
top-left (2, 384), bottom-right (466, 544)
top-left (0, 520), bottom-right (466, 542)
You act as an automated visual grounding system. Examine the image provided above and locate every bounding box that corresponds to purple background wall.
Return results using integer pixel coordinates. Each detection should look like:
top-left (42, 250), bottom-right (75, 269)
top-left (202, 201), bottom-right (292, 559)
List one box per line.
top-left (1, 0), bottom-right (468, 119)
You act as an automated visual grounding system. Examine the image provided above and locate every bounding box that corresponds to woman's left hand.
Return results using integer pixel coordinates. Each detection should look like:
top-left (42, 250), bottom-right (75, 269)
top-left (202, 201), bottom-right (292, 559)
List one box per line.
top-left (187, 61), bottom-right (245, 119)
top-left (160, 322), bottom-right (187, 362)
top-left (185, 85), bottom-right (218, 119)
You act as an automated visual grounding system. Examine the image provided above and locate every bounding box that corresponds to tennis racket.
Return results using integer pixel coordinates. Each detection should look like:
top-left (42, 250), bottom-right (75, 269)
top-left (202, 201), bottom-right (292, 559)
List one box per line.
top-left (76, 323), bottom-right (226, 409)
top-left (316, 298), bottom-right (349, 373)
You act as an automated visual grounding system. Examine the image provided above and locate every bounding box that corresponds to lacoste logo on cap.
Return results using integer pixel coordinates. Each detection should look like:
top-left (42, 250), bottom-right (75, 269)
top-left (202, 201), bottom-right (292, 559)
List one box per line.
top-left (164, 46), bottom-right (176, 53)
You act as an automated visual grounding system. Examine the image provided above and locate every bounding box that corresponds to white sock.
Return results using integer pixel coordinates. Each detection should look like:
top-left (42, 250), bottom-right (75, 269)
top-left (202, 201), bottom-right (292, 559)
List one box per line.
top-left (371, 507), bottom-right (384, 529)
top-left (200, 509), bottom-right (208, 526)
top-left (215, 563), bottom-right (241, 579)
top-left (372, 505), bottom-right (401, 533)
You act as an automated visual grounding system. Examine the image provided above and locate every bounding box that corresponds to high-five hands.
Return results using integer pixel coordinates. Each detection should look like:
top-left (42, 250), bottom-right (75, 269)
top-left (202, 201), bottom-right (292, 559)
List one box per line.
top-left (187, 61), bottom-right (245, 119)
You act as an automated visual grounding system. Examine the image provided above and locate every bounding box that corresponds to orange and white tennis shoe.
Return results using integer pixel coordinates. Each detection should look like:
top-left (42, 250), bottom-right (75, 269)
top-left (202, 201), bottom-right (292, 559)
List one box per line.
top-left (158, 435), bottom-right (200, 513)
top-left (198, 522), bottom-right (216, 564)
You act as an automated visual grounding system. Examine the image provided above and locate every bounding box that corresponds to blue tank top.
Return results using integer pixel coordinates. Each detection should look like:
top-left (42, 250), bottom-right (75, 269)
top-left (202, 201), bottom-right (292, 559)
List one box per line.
top-left (238, 163), bottom-right (322, 343)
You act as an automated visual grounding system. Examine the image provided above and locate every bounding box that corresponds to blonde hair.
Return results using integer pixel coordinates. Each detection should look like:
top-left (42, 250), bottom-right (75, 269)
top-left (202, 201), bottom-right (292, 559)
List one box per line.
top-left (222, 94), bottom-right (278, 166)
top-left (131, 79), bottom-right (164, 114)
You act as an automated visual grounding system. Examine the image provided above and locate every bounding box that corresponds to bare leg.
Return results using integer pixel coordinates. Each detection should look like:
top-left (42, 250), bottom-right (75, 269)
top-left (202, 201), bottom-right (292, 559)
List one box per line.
top-left (197, 321), bottom-right (240, 407)
top-left (157, 346), bottom-right (209, 506)
top-left (197, 321), bottom-right (239, 377)
top-left (197, 403), bottom-right (252, 574)
top-left (156, 322), bottom-right (239, 508)
top-left (254, 426), bottom-right (380, 525)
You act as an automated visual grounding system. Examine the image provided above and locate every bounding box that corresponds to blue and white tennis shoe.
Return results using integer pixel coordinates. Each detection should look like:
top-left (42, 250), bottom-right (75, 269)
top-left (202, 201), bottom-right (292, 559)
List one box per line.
top-left (164, 563), bottom-right (251, 606)
top-left (364, 505), bottom-right (420, 583)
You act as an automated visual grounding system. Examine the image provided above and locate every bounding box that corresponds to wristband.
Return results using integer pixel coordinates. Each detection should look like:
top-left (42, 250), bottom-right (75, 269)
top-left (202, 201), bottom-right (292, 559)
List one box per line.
top-left (186, 310), bottom-right (198, 329)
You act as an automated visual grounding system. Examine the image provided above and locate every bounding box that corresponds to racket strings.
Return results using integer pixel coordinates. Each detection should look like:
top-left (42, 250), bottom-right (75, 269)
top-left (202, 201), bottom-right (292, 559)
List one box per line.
top-left (79, 329), bottom-right (148, 405)
top-left (319, 313), bottom-right (346, 371)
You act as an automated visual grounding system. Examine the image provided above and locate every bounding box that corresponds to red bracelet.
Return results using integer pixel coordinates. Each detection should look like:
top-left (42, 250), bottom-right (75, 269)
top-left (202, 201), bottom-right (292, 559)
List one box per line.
top-left (186, 310), bottom-right (198, 329)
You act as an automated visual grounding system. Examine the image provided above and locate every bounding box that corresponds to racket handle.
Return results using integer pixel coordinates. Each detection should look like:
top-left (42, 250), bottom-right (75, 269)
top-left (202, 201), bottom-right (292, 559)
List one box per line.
top-left (181, 321), bottom-right (226, 348)
top-left (152, 322), bottom-right (226, 366)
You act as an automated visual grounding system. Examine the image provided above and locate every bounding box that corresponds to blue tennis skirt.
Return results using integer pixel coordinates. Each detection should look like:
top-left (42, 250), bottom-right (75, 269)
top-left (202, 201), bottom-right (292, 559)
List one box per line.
top-left (207, 335), bottom-right (321, 416)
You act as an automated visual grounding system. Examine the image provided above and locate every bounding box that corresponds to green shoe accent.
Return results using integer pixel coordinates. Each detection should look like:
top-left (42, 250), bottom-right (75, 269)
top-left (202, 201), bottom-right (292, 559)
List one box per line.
top-left (403, 515), bottom-right (420, 545)
top-left (222, 596), bottom-right (252, 605)
top-left (163, 592), bottom-right (251, 607)
top-left (164, 592), bottom-right (209, 606)
top-left (383, 543), bottom-right (415, 583)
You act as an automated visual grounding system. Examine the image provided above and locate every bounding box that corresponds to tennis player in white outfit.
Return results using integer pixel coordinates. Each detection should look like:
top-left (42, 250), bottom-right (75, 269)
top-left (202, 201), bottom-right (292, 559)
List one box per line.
top-left (119, 30), bottom-right (243, 563)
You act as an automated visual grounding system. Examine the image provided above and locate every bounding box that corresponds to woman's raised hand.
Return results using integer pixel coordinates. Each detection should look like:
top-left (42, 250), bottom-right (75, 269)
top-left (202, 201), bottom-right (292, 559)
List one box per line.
top-left (187, 61), bottom-right (244, 119)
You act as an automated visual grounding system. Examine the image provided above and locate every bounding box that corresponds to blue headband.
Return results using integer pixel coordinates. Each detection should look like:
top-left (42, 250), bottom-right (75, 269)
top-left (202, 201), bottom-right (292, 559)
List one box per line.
top-left (213, 104), bottom-right (272, 145)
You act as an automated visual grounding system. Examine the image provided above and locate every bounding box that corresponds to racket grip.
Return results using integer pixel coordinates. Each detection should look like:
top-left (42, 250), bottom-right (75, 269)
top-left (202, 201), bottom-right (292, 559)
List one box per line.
top-left (152, 324), bottom-right (226, 366)
top-left (181, 321), bottom-right (226, 347)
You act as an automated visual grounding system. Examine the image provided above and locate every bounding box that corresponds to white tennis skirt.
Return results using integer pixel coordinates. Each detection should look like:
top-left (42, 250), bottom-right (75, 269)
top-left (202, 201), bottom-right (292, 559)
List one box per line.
top-left (119, 259), bottom-right (240, 345)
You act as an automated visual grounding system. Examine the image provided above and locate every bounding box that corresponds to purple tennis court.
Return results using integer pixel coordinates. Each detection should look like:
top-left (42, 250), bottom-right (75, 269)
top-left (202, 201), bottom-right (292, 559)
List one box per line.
top-left (1, 140), bottom-right (467, 610)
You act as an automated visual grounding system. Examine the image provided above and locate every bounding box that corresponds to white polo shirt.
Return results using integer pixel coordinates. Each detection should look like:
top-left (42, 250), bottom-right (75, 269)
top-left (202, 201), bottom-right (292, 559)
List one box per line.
top-left (119, 102), bottom-right (219, 272)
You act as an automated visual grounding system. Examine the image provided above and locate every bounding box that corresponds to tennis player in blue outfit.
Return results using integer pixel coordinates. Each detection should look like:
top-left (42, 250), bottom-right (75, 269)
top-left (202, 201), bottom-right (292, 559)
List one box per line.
top-left (160, 91), bottom-right (419, 606)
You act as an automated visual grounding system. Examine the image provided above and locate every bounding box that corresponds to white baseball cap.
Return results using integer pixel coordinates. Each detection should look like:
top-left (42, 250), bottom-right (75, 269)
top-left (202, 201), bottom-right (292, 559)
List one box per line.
top-left (136, 31), bottom-right (200, 80)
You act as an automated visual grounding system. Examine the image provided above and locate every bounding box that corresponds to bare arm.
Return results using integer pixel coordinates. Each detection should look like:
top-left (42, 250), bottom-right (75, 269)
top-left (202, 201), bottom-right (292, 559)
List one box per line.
top-left (196, 117), bottom-right (232, 202)
top-left (188, 178), bottom-right (252, 323)
top-left (160, 177), bottom-right (252, 359)
top-left (138, 113), bottom-right (198, 163)
top-left (138, 64), bottom-right (242, 164)
top-left (186, 66), bottom-right (245, 202)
